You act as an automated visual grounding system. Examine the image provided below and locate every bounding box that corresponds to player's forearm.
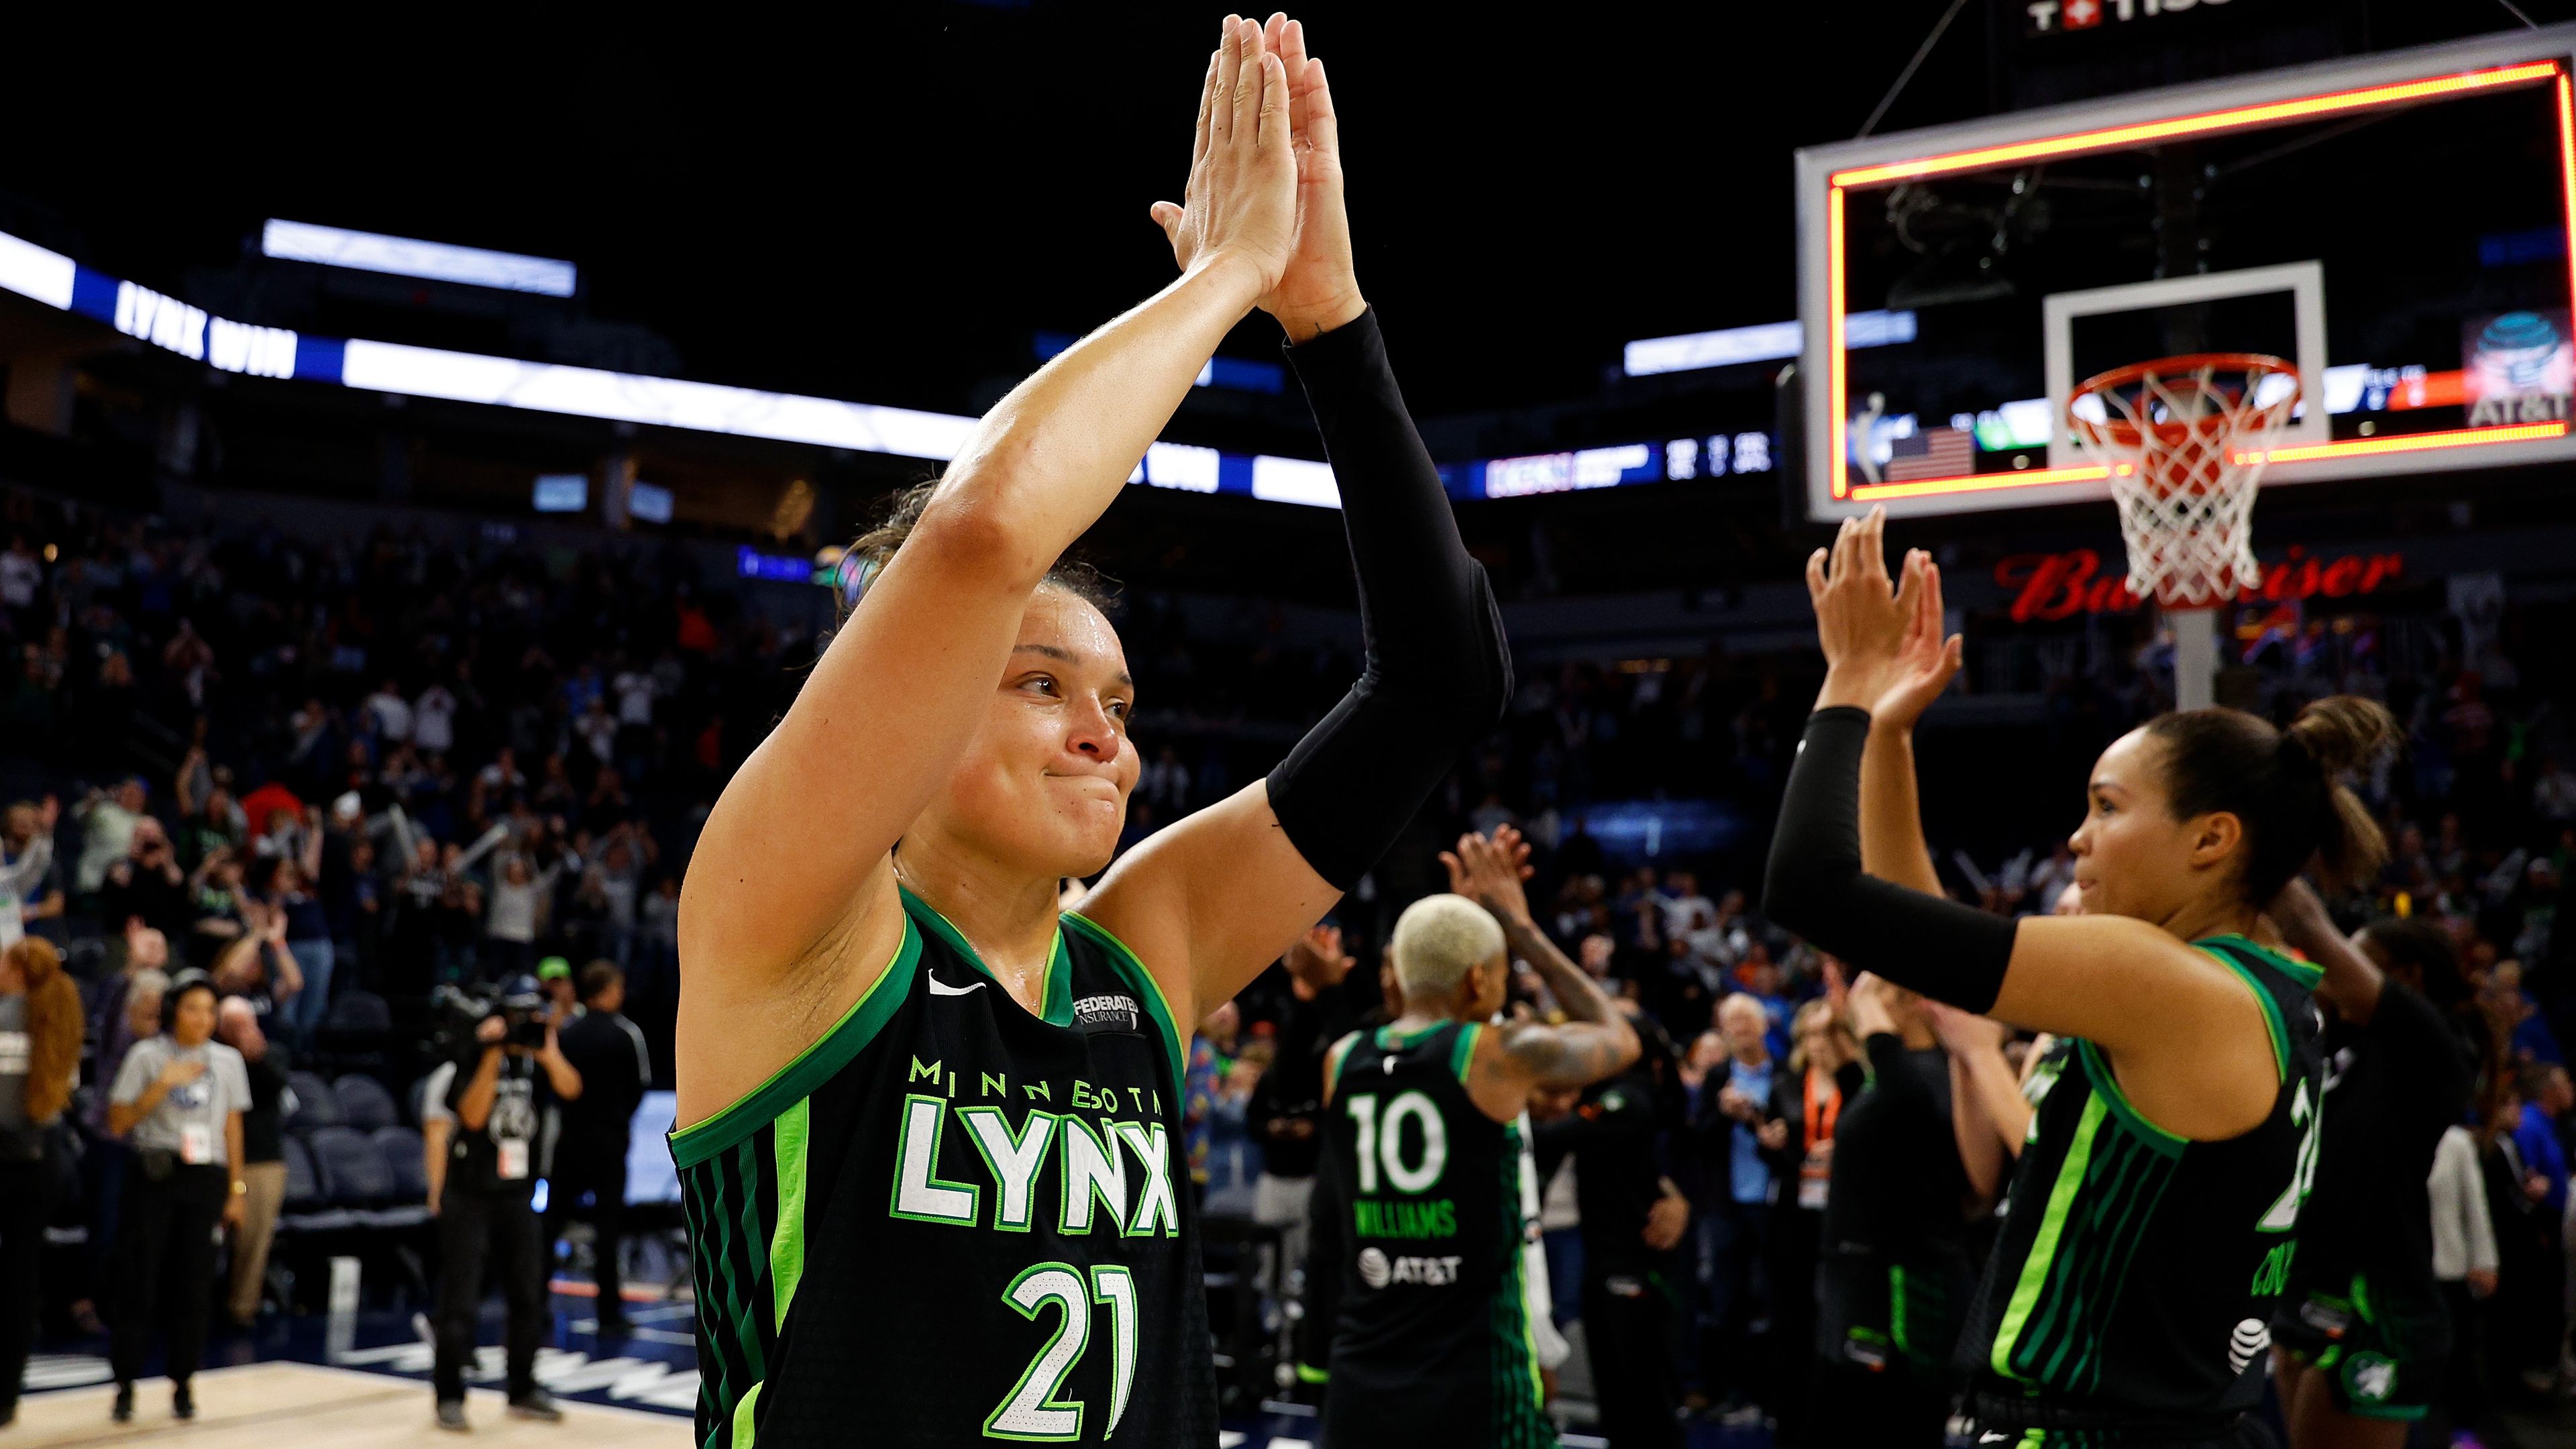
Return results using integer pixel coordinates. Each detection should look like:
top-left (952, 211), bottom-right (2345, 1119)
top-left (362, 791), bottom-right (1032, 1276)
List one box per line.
top-left (2270, 881), bottom-right (2382, 1024)
top-left (1504, 914), bottom-right (1615, 1027)
top-left (1948, 1053), bottom-right (2008, 1198)
top-left (1957, 1042), bottom-right (2031, 1157)
top-left (1860, 722), bottom-right (1943, 896)
top-left (942, 257), bottom-right (1262, 580)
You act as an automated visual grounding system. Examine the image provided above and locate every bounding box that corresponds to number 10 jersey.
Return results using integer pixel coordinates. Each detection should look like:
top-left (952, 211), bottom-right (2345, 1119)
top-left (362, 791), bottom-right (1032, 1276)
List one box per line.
top-left (671, 889), bottom-right (1215, 1447)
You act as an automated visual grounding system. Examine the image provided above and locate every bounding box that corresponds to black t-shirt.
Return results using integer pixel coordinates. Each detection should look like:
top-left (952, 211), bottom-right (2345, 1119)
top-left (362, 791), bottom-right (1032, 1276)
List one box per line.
top-left (557, 1010), bottom-right (647, 1173)
top-left (1534, 1061), bottom-right (1666, 1277)
top-left (239, 1042), bottom-right (291, 1165)
top-left (1819, 1035), bottom-right (1972, 1364)
top-left (443, 1046), bottom-right (557, 1199)
top-left (2279, 980), bottom-right (2471, 1322)
top-left (101, 858), bottom-right (192, 940)
top-left (1248, 988), bottom-right (1360, 1181)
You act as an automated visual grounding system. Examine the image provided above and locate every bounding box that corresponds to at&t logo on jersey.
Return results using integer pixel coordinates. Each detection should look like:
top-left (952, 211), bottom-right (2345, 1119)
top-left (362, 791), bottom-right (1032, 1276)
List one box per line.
top-left (1356, 1247), bottom-right (1464, 1289)
top-left (2226, 1318), bottom-right (2271, 1375)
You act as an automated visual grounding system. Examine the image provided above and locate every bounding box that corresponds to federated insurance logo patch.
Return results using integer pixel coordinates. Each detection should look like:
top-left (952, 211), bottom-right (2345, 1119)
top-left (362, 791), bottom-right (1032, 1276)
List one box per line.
top-left (1075, 993), bottom-right (1142, 1034)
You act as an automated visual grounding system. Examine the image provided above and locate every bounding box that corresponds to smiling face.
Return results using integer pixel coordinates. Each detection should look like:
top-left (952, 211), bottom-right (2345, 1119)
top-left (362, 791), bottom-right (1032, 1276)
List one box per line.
top-left (912, 586), bottom-right (1140, 881)
top-left (2068, 727), bottom-right (2238, 926)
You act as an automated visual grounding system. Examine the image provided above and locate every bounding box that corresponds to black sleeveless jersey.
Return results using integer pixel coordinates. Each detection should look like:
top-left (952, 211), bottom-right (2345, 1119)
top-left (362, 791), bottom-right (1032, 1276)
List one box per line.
top-left (670, 888), bottom-right (1215, 1448)
top-left (1318, 1020), bottom-right (1553, 1449)
top-left (1962, 936), bottom-right (2326, 1438)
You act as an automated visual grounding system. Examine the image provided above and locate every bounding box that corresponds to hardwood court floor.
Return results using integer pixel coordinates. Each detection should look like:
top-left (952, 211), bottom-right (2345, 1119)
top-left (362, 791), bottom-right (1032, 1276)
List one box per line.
top-left (10, 1362), bottom-right (690, 1449)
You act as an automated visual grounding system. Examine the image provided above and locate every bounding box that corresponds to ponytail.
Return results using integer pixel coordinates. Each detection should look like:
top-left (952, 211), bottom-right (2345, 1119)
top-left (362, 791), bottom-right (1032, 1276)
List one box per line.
top-left (2145, 696), bottom-right (2397, 906)
top-left (7, 938), bottom-right (83, 1124)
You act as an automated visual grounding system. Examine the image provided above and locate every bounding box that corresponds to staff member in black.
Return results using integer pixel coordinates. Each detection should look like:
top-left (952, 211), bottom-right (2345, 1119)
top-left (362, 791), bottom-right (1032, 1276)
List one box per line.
top-left (104, 971), bottom-right (248, 1424)
top-left (548, 962), bottom-right (649, 1337)
top-left (430, 974), bottom-right (580, 1432)
top-left (1811, 973), bottom-right (1976, 1447)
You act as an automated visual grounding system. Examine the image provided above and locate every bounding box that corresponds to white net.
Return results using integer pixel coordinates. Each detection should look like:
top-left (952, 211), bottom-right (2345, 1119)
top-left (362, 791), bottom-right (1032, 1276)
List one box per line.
top-left (2065, 354), bottom-right (2300, 609)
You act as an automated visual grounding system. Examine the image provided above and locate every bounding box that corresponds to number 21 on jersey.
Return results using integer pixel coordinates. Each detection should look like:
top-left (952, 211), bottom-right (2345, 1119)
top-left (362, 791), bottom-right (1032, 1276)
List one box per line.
top-left (2257, 1078), bottom-right (2322, 1233)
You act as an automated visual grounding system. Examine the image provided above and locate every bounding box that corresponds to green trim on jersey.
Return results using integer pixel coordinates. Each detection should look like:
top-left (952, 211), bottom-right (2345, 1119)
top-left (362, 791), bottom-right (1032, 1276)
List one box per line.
top-left (1377, 1020), bottom-right (1450, 1051)
top-left (904, 887), bottom-right (1075, 1027)
top-left (728, 1381), bottom-right (763, 1448)
top-left (769, 1098), bottom-right (811, 1332)
top-left (2196, 936), bottom-right (2298, 1083)
top-left (2075, 1040), bottom-right (2187, 1158)
top-left (2203, 932), bottom-right (2322, 987)
top-left (1488, 1118), bottom-right (1551, 1448)
top-left (1992, 1093), bottom-right (2108, 1381)
top-left (1450, 1022), bottom-right (1484, 1084)
top-left (1326, 1030), bottom-right (1365, 1094)
top-left (670, 918), bottom-right (924, 1170)
top-left (1061, 910), bottom-right (1187, 1095)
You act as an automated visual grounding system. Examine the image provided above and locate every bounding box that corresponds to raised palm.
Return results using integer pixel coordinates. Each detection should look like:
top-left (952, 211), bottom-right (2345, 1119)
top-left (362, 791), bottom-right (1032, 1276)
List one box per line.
top-left (1257, 14), bottom-right (1361, 336)
top-left (1872, 549), bottom-right (1964, 730)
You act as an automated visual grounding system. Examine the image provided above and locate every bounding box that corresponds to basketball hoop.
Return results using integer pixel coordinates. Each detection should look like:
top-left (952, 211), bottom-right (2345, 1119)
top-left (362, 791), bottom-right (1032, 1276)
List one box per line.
top-left (2065, 352), bottom-right (2300, 610)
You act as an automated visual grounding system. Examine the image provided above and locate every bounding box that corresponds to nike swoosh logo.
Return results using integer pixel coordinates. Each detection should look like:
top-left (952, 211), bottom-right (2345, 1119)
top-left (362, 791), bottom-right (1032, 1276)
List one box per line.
top-left (927, 977), bottom-right (987, 998)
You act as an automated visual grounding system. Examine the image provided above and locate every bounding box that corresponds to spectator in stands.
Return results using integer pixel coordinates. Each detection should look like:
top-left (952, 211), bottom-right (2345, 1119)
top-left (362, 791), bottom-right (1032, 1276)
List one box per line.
top-left (2430, 1118), bottom-right (2500, 1437)
top-left (423, 976), bottom-right (580, 1430)
top-left (71, 777), bottom-right (148, 901)
top-left (215, 997), bottom-right (288, 1327)
top-left (260, 828), bottom-right (333, 1046)
top-left (1, 938), bottom-right (81, 1430)
top-left (483, 853), bottom-right (557, 983)
top-left (1248, 925), bottom-right (1357, 1312)
top-left (1764, 994), bottom-right (1861, 1448)
top-left (99, 817), bottom-right (191, 947)
top-left (104, 972), bottom-right (248, 1423)
top-left (537, 957), bottom-right (580, 1024)
top-left (2482, 1083), bottom-right (2561, 1397)
top-left (1695, 991), bottom-right (1781, 1424)
top-left (172, 749), bottom-right (244, 871)
top-left (550, 962), bottom-right (649, 1336)
top-left (209, 915), bottom-right (302, 1028)
top-left (0, 798), bottom-right (63, 949)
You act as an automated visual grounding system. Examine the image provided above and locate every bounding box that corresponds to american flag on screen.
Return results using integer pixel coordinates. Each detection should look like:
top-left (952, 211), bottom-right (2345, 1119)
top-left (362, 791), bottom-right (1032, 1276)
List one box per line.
top-left (1884, 425), bottom-right (1975, 482)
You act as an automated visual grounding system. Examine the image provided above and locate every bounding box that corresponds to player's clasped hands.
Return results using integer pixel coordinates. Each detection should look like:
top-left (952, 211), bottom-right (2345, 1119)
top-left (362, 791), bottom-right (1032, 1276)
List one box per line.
top-left (1151, 15), bottom-right (1301, 299)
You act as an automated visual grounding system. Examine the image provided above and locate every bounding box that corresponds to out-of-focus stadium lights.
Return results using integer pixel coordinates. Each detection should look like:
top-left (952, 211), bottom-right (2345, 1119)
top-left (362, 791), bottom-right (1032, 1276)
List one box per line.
top-left (0, 223), bottom-right (1766, 517)
top-left (1625, 311), bottom-right (1915, 377)
top-left (262, 219), bottom-right (579, 298)
top-left (629, 480), bottom-right (675, 523)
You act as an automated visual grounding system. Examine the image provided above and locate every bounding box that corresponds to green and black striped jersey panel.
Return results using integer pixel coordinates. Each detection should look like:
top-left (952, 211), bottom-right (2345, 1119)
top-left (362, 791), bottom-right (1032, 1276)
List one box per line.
top-left (681, 1103), bottom-right (810, 1438)
top-left (1488, 1117), bottom-right (1552, 1448)
top-left (1964, 935), bottom-right (2326, 1428)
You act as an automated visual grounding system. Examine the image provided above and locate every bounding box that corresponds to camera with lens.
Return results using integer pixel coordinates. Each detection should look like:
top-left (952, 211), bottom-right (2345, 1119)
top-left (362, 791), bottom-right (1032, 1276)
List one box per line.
top-left (429, 975), bottom-right (552, 1060)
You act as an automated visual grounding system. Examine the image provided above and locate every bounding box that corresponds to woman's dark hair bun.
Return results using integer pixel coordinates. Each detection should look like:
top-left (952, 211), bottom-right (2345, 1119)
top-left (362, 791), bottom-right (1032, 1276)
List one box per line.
top-left (2284, 695), bottom-right (2400, 780)
top-left (2146, 695), bottom-right (2397, 906)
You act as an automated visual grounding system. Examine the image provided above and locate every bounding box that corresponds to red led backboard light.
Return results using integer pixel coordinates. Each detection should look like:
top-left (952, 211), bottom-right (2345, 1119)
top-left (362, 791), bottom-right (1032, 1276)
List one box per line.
top-left (1823, 56), bottom-right (2574, 506)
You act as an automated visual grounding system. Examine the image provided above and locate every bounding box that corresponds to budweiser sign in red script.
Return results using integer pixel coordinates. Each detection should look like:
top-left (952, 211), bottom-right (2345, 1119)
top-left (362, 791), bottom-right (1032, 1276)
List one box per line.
top-left (1994, 547), bottom-right (2405, 623)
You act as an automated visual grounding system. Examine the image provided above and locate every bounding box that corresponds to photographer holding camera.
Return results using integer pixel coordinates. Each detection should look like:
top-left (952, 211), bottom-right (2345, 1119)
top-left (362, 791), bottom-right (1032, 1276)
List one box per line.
top-left (419, 974), bottom-right (580, 1432)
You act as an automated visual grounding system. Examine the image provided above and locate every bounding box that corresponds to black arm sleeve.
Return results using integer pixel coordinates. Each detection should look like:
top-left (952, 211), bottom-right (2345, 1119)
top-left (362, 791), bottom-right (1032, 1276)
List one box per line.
top-left (1266, 310), bottom-right (1512, 890)
top-left (1761, 707), bottom-right (2017, 1013)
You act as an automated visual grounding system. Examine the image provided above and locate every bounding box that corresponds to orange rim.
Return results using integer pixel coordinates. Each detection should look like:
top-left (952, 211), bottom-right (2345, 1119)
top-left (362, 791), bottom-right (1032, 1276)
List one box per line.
top-left (2068, 352), bottom-right (2300, 448)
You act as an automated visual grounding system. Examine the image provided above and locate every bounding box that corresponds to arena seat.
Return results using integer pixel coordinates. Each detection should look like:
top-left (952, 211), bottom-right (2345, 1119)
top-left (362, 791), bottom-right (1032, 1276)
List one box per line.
top-left (372, 1125), bottom-right (430, 1202)
top-left (333, 1073), bottom-right (399, 1132)
top-left (283, 1071), bottom-right (345, 1134)
top-left (276, 1136), bottom-right (356, 1234)
top-left (315, 989), bottom-right (394, 1072)
top-left (308, 1124), bottom-right (396, 1205)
